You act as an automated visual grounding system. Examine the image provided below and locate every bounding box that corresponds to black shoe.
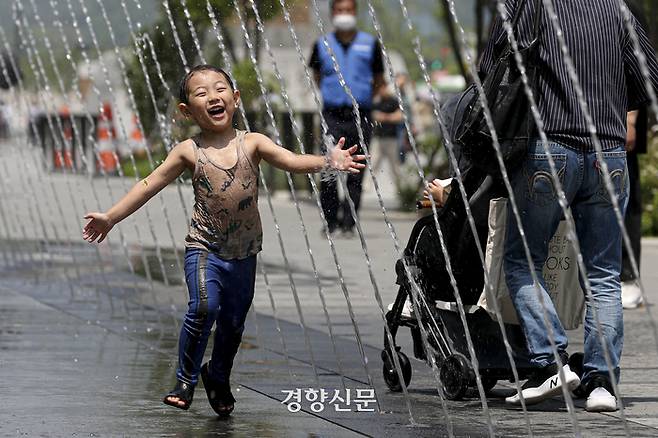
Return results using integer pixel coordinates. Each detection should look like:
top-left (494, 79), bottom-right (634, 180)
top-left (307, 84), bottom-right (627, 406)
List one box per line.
top-left (585, 374), bottom-right (618, 412)
top-left (505, 362), bottom-right (580, 406)
top-left (163, 380), bottom-right (195, 410)
top-left (201, 362), bottom-right (235, 417)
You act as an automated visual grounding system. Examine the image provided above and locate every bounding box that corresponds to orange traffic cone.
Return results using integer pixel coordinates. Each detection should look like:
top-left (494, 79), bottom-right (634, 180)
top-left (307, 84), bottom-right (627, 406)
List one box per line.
top-left (97, 103), bottom-right (118, 174)
top-left (130, 115), bottom-right (144, 143)
top-left (60, 105), bottom-right (74, 170)
top-left (128, 114), bottom-right (147, 157)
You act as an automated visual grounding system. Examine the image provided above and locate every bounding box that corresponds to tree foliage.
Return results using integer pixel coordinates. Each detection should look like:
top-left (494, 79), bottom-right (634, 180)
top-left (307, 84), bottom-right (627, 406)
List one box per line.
top-left (126, 0), bottom-right (282, 138)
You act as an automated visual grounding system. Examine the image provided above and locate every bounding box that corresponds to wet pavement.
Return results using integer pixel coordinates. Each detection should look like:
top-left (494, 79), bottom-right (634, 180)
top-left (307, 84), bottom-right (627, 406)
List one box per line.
top-left (2, 145), bottom-right (658, 436)
top-left (2, 236), bottom-right (658, 437)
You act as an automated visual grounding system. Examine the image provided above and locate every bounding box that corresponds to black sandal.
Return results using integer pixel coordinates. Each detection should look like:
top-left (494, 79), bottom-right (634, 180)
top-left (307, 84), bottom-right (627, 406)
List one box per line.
top-left (201, 362), bottom-right (236, 417)
top-left (163, 380), bottom-right (195, 410)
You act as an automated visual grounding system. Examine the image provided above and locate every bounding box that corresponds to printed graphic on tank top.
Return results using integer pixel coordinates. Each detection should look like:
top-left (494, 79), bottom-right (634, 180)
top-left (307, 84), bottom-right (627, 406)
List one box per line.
top-left (184, 130), bottom-right (262, 259)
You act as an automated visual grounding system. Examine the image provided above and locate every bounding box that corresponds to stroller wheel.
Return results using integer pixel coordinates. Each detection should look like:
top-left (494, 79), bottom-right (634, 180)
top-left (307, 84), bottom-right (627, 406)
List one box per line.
top-left (382, 349), bottom-right (412, 392)
top-left (439, 353), bottom-right (473, 401)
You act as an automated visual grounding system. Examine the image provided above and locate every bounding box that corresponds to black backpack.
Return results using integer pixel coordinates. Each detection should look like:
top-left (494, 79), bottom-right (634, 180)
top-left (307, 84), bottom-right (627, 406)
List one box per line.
top-left (451, 0), bottom-right (542, 176)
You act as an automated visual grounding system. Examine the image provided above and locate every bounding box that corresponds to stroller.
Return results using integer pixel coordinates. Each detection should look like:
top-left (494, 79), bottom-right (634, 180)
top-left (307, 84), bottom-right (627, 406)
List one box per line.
top-left (381, 166), bottom-right (585, 400)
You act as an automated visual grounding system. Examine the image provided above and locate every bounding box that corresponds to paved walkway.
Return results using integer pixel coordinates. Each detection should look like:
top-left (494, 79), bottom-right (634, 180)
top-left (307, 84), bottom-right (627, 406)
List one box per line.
top-left (1, 143), bottom-right (658, 436)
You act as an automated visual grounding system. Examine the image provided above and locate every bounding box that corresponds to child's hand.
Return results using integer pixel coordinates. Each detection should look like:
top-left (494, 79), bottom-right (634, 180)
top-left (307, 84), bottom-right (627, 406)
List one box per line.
top-left (82, 212), bottom-right (114, 243)
top-left (328, 137), bottom-right (367, 174)
top-left (423, 179), bottom-right (448, 207)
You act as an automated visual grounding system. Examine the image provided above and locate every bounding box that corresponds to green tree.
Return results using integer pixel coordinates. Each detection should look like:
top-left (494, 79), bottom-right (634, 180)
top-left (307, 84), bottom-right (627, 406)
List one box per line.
top-left (126, 0), bottom-right (282, 139)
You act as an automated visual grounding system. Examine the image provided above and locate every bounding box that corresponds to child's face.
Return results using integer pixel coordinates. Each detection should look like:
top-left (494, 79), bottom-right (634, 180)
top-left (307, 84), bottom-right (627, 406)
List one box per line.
top-left (178, 70), bottom-right (240, 132)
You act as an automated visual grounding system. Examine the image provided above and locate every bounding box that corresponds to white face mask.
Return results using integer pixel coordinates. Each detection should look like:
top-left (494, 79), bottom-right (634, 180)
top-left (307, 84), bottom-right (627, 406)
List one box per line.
top-left (332, 14), bottom-right (357, 32)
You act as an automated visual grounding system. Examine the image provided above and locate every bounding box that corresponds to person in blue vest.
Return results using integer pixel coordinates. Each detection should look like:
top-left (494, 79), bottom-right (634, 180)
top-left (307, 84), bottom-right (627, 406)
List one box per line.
top-left (309, 0), bottom-right (385, 237)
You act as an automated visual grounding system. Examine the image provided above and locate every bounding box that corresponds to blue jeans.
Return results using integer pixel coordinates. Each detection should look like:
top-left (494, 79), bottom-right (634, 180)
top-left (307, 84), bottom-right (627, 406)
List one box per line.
top-left (504, 140), bottom-right (628, 386)
top-left (176, 248), bottom-right (257, 386)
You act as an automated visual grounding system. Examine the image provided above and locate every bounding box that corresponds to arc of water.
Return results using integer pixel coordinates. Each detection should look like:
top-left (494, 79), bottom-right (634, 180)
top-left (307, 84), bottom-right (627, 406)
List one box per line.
top-left (49, 0), bottom-right (159, 312)
top-left (0, 26), bottom-right (55, 273)
top-left (40, 0), bottom-right (146, 314)
top-left (179, 0), bottom-right (207, 65)
top-left (156, 0), bottom-right (268, 342)
top-left (4, 12), bottom-right (55, 279)
top-left (0, 162), bottom-right (17, 268)
top-left (252, 0), bottom-right (427, 420)
top-left (70, 0), bottom-right (173, 299)
top-left (140, 34), bottom-right (174, 96)
top-left (215, 0), bottom-right (323, 388)
top-left (93, 0), bottom-right (187, 291)
top-left (10, 8), bottom-right (87, 283)
top-left (0, 112), bottom-right (37, 271)
top-left (505, 0), bottom-right (658, 433)
top-left (274, 0), bottom-right (464, 427)
top-left (162, 0), bottom-right (189, 71)
top-left (391, 0), bottom-right (536, 433)
top-left (305, 0), bottom-right (469, 432)
top-left (370, 1), bottom-right (547, 433)
top-left (23, 0), bottom-right (129, 302)
top-left (0, 22), bottom-right (79, 300)
top-left (0, 117), bottom-right (34, 270)
top-left (120, 1), bottom-right (190, 220)
top-left (241, 0), bottom-right (361, 393)
top-left (11, 3), bottom-right (125, 313)
top-left (201, 0), bottom-right (299, 382)
top-left (46, 0), bottom-right (160, 317)
top-left (484, 1), bottom-right (655, 433)
top-left (0, 144), bottom-right (17, 268)
top-left (154, 0), bottom-right (307, 383)
top-left (613, 0), bottom-right (658, 352)
top-left (257, 253), bottom-right (294, 383)
top-left (441, 0), bottom-right (647, 433)
top-left (476, 1), bottom-right (636, 434)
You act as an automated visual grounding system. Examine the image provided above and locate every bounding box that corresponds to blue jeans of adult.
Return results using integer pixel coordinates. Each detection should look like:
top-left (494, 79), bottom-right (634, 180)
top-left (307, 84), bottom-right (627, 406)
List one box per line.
top-left (504, 139), bottom-right (628, 386)
top-left (176, 248), bottom-right (257, 386)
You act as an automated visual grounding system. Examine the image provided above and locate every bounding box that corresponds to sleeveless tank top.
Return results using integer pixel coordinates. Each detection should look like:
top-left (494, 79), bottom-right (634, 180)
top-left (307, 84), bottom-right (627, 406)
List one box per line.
top-left (184, 130), bottom-right (262, 259)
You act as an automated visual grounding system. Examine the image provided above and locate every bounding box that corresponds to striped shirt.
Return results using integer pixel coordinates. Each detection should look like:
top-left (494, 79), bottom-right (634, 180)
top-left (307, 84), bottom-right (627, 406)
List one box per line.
top-left (479, 0), bottom-right (658, 151)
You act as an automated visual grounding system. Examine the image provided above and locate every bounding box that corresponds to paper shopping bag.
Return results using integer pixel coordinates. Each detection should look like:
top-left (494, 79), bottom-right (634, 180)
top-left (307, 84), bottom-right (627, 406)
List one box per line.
top-left (477, 198), bottom-right (585, 330)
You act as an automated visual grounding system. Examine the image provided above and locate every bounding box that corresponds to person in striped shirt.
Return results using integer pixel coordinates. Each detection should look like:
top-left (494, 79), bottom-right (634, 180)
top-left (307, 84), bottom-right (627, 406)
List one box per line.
top-left (479, 0), bottom-right (658, 411)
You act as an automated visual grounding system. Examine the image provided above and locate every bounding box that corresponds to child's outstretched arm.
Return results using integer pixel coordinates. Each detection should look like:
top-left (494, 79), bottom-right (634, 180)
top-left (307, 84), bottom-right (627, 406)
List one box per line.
top-left (254, 133), bottom-right (366, 174)
top-left (82, 142), bottom-right (192, 243)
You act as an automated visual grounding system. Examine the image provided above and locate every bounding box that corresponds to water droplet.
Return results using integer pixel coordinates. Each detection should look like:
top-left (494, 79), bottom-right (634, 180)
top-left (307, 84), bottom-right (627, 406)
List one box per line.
top-left (114, 376), bottom-right (119, 380)
top-left (146, 327), bottom-right (153, 333)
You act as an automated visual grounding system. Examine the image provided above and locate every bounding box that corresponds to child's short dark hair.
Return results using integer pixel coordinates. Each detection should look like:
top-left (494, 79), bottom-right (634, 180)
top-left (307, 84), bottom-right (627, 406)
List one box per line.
top-left (178, 65), bottom-right (235, 104)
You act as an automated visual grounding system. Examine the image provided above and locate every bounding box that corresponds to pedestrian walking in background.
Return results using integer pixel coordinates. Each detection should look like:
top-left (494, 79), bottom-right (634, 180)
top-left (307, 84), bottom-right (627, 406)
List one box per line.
top-left (309, 0), bottom-right (385, 238)
top-left (371, 84), bottom-right (403, 190)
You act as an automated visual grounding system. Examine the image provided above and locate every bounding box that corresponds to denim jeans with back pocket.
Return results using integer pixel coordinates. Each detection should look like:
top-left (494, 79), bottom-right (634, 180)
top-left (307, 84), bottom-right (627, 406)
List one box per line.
top-left (504, 140), bottom-right (628, 386)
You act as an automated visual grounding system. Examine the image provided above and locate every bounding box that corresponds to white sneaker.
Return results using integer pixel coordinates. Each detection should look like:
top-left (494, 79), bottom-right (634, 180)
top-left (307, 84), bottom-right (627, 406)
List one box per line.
top-left (586, 387), bottom-right (618, 412)
top-left (506, 364), bottom-right (581, 406)
top-left (386, 298), bottom-right (414, 319)
top-left (622, 281), bottom-right (643, 309)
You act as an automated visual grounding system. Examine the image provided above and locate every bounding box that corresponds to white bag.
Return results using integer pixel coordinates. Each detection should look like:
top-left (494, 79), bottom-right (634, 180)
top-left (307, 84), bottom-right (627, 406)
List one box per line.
top-left (477, 198), bottom-right (585, 330)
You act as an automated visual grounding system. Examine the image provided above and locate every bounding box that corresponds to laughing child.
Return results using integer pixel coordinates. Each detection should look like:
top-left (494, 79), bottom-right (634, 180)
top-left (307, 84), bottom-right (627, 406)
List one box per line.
top-left (82, 65), bottom-right (365, 416)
